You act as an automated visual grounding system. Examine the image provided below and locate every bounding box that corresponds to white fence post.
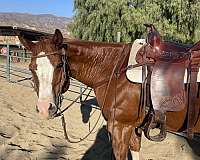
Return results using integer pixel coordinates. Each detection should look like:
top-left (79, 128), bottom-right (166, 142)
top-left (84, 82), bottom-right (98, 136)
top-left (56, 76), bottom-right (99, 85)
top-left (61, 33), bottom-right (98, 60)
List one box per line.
top-left (117, 32), bottom-right (121, 42)
top-left (6, 44), bottom-right (10, 81)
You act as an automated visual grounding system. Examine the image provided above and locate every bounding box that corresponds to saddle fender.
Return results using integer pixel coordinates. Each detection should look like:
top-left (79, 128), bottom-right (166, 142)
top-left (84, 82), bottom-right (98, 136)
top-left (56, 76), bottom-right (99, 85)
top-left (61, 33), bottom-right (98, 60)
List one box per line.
top-left (151, 60), bottom-right (187, 112)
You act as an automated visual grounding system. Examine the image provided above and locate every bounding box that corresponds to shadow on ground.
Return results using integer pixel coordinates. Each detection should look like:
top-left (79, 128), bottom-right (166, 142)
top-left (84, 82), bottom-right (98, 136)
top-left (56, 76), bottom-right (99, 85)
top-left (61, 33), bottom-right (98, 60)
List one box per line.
top-left (80, 98), bottom-right (133, 160)
top-left (187, 133), bottom-right (200, 156)
top-left (80, 97), bottom-right (99, 123)
top-left (39, 141), bottom-right (68, 160)
top-left (81, 125), bottom-right (133, 160)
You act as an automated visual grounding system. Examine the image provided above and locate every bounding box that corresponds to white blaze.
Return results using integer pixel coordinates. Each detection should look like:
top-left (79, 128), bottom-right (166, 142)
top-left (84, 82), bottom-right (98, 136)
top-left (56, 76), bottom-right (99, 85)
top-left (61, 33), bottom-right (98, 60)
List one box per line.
top-left (36, 52), bottom-right (54, 102)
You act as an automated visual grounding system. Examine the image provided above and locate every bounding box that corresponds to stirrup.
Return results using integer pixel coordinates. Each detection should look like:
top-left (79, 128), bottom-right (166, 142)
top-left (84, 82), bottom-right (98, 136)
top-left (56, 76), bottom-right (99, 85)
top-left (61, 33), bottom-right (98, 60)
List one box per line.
top-left (142, 110), bottom-right (167, 142)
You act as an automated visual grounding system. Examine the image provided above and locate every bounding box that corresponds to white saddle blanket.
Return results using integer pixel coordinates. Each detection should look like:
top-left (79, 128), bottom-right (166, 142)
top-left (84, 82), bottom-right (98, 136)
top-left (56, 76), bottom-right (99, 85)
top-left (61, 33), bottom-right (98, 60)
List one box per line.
top-left (126, 39), bottom-right (146, 83)
top-left (126, 39), bottom-right (200, 83)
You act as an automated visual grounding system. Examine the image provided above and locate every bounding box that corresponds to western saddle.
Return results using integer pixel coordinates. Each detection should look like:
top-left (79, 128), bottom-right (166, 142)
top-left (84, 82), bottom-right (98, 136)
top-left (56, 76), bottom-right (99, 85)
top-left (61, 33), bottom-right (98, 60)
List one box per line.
top-left (137, 24), bottom-right (200, 141)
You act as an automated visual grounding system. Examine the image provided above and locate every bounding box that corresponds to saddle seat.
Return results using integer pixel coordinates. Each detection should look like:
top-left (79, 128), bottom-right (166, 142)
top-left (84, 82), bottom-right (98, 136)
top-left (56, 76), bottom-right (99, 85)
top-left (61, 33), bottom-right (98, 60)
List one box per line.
top-left (146, 41), bottom-right (190, 61)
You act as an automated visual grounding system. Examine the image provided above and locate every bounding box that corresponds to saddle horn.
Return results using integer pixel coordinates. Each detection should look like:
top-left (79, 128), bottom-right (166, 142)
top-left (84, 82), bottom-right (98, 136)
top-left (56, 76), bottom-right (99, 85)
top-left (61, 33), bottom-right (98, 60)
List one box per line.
top-left (144, 24), bottom-right (161, 48)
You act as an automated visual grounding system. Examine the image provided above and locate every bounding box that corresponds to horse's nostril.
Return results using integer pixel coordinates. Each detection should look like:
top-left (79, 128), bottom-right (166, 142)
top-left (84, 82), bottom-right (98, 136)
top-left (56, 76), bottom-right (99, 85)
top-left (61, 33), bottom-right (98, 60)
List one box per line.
top-left (48, 103), bottom-right (58, 116)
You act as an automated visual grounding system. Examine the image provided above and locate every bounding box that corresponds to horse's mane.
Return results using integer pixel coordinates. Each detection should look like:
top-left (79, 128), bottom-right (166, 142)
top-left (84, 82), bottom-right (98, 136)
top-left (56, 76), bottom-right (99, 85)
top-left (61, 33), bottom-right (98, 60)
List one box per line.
top-left (63, 38), bottom-right (130, 48)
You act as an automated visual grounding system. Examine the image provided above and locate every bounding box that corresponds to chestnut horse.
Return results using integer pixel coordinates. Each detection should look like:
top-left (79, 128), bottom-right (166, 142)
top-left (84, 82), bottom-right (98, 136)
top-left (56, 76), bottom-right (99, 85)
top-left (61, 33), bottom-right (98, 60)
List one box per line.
top-left (19, 29), bottom-right (200, 160)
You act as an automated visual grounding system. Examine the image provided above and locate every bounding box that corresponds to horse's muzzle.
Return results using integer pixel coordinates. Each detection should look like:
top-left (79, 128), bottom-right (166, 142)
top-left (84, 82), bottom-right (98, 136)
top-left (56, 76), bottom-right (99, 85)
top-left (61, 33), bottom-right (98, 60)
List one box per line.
top-left (36, 101), bottom-right (58, 119)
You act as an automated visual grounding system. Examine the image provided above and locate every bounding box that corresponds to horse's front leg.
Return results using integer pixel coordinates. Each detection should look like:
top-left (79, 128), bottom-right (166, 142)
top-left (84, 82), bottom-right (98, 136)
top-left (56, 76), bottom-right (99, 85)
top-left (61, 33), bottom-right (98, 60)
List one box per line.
top-left (129, 128), bottom-right (142, 160)
top-left (108, 120), bottom-right (133, 160)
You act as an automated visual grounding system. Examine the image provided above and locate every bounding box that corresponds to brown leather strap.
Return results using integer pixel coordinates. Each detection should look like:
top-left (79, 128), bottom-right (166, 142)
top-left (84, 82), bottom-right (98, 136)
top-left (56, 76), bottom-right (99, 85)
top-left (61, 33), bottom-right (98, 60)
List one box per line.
top-left (187, 65), bottom-right (199, 138)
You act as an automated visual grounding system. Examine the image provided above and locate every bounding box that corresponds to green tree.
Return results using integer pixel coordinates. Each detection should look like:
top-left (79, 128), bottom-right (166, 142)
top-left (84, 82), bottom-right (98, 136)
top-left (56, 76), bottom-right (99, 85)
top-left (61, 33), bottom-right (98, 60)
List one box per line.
top-left (144, 0), bottom-right (200, 43)
top-left (71, 0), bottom-right (200, 43)
top-left (71, 0), bottom-right (146, 42)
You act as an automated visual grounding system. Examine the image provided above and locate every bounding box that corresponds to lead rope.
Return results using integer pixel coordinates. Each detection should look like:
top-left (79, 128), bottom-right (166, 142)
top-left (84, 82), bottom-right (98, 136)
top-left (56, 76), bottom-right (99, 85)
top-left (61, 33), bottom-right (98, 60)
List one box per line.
top-left (58, 86), bottom-right (104, 143)
top-left (58, 56), bottom-right (103, 143)
top-left (61, 106), bottom-right (103, 143)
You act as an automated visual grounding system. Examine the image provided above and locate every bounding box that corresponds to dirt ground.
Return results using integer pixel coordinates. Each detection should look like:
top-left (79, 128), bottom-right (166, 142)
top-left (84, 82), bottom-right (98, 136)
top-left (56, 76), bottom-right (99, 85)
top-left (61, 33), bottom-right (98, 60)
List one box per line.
top-left (0, 76), bottom-right (200, 160)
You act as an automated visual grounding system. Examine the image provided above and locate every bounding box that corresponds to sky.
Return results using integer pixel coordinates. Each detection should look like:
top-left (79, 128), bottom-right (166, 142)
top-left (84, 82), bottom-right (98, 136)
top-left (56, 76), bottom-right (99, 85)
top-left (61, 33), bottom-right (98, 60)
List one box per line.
top-left (0, 0), bottom-right (74, 17)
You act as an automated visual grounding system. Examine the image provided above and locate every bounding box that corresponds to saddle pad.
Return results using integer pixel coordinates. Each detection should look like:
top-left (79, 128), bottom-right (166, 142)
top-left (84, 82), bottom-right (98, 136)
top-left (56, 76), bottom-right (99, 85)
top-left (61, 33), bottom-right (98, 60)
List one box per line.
top-left (127, 67), bottom-right (200, 83)
top-left (126, 39), bottom-right (146, 83)
top-left (151, 60), bottom-right (186, 112)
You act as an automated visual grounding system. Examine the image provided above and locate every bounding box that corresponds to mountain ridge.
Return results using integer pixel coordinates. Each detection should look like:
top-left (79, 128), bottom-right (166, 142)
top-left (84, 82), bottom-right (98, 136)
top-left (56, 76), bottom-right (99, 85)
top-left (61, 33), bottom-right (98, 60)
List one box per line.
top-left (0, 12), bottom-right (72, 37)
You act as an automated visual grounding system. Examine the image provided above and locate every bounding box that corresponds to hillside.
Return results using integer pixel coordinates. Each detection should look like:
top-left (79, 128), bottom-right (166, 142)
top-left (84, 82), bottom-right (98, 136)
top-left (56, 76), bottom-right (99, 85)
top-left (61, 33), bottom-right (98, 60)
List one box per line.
top-left (0, 12), bottom-right (72, 38)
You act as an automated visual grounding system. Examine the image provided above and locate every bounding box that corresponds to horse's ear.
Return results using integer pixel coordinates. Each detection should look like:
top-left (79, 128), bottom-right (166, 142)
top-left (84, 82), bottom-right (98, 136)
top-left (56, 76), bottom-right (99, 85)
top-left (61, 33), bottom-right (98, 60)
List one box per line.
top-left (18, 35), bottom-right (35, 51)
top-left (53, 29), bottom-right (63, 47)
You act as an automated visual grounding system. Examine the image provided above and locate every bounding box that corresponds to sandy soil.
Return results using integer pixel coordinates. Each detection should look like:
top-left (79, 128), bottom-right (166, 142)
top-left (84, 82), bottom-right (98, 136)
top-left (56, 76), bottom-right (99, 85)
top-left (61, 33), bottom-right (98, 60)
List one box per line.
top-left (0, 77), bottom-right (200, 160)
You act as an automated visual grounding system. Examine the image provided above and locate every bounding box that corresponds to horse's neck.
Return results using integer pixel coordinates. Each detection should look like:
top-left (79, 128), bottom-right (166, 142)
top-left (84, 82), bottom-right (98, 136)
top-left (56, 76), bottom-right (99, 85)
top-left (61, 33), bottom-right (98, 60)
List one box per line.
top-left (67, 42), bottom-right (127, 88)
